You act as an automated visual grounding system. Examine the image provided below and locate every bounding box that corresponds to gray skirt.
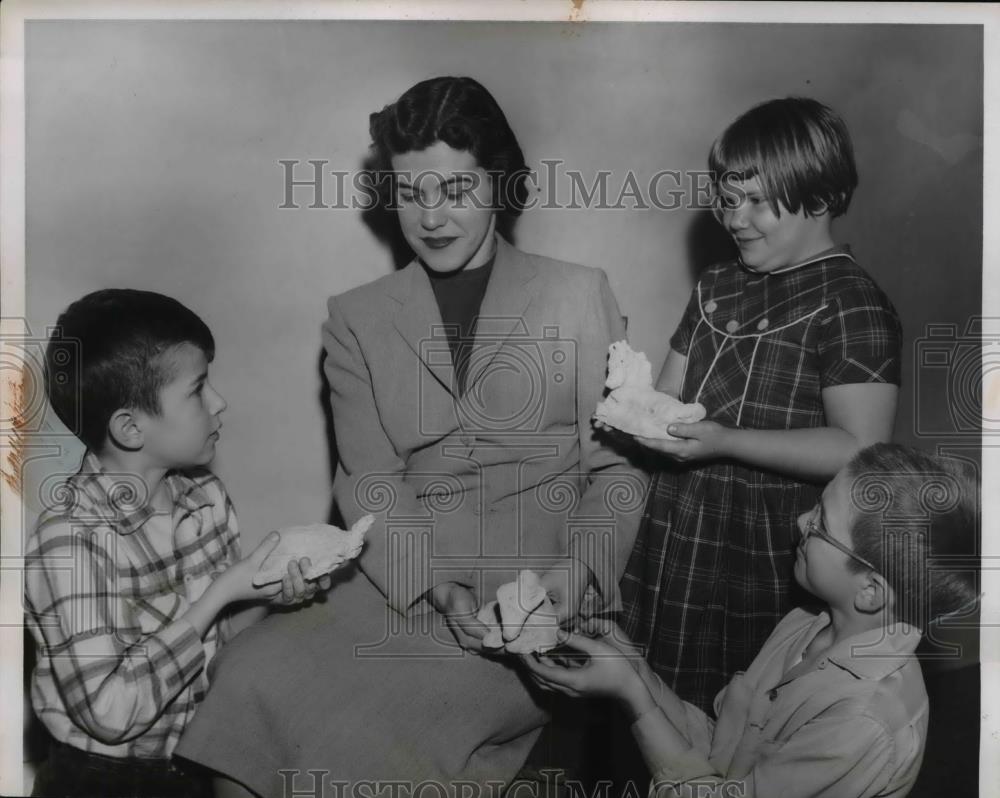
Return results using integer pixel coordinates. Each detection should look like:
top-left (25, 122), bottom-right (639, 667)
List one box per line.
top-left (174, 566), bottom-right (549, 798)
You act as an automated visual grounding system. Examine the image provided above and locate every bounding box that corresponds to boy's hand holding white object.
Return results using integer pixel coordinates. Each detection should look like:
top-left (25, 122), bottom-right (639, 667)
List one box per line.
top-left (216, 532), bottom-right (329, 606)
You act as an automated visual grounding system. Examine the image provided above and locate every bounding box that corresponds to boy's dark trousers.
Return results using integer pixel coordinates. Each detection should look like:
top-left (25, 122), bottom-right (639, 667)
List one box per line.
top-left (31, 740), bottom-right (212, 798)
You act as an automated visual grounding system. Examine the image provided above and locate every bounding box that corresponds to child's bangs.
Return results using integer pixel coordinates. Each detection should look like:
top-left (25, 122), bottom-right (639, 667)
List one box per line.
top-left (709, 135), bottom-right (760, 187)
top-left (710, 132), bottom-right (803, 216)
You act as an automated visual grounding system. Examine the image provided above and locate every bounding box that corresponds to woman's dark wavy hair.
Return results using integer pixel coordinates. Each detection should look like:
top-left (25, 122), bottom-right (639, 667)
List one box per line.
top-left (45, 289), bottom-right (215, 452)
top-left (709, 97), bottom-right (858, 219)
top-left (845, 443), bottom-right (979, 630)
top-left (368, 76), bottom-right (530, 221)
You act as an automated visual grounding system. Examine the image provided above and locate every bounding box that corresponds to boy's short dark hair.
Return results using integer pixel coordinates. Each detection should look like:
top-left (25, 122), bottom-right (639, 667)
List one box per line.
top-left (709, 96), bottom-right (858, 218)
top-left (45, 289), bottom-right (215, 452)
top-left (368, 76), bottom-right (530, 222)
top-left (846, 443), bottom-right (979, 629)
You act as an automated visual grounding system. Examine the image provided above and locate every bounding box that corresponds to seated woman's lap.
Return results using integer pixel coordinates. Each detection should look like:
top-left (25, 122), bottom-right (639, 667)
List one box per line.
top-left (177, 567), bottom-right (550, 798)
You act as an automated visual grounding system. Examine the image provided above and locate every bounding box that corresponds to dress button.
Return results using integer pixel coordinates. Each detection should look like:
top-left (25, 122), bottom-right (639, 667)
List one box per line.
top-left (704, 300), bottom-right (718, 313)
top-left (183, 574), bottom-right (194, 583)
top-left (725, 320), bottom-right (739, 334)
top-left (757, 318), bottom-right (769, 331)
top-left (818, 660), bottom-right (826, 669)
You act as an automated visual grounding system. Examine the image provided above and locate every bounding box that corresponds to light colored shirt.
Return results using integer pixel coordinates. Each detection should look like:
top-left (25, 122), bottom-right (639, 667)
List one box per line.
top-left (25, 452), bottom-right (241, 758)
top-left (633, 607), bottom-right (927, 797)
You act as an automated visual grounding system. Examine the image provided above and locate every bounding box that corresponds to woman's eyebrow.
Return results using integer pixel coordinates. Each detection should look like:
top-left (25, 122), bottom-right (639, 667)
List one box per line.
top-left (395, 175), bottom-right (472, 190)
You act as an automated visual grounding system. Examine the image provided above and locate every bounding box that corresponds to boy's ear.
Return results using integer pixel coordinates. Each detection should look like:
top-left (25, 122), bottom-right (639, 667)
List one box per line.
top-left (854, 572), bottom-right (892, 616)
top-left (107, 408), bottom-right (144, 451)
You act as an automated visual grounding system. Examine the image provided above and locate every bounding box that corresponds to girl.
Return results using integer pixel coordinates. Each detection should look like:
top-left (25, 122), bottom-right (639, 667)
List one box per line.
top-left (619, 97), bottom-right (903, 713)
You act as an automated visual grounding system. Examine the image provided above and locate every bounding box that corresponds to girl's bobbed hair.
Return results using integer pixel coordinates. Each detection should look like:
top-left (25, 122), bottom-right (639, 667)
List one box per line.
top-left (709, 97), bottom-right (858, 218)
top-left (368, 76), bottom-right (530, 220)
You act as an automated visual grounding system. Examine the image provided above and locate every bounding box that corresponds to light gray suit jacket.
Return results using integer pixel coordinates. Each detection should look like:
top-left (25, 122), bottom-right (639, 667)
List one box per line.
top-left (323, 235), bottom-right (648, 613)
top-left (175, 238), bottom-right (652, 795)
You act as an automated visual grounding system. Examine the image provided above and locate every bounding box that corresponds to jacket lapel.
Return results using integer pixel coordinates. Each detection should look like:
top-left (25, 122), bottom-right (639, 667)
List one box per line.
top-left (387, 236), bottom-right (539, 398)
top-left (389, 261), bottom-right (456, 397)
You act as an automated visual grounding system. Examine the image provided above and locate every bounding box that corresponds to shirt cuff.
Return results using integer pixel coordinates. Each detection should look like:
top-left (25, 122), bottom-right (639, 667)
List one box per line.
top-left (147, 618), bottom-right (206, 691)
top-left (631, 711), bottom-right (717, 786)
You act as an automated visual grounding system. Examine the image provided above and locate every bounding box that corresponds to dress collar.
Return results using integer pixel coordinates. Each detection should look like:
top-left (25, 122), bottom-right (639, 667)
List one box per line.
top-left (741, 244), bottom-right (856, 276)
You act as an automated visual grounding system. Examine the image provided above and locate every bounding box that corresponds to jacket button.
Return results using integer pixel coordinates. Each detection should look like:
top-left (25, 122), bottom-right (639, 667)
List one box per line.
top-left (704, 300), bottom-right (718, 313)
top-left (472, 505), bottom-right (481, 516)
top-left (757, 318), bottom-right (769, 331)
top-left (726, 320), bottom-right (739, 334)
top-left (768, 688), bottom-right (778, 701)
top-left (461, 435), bottom-right (474, 446)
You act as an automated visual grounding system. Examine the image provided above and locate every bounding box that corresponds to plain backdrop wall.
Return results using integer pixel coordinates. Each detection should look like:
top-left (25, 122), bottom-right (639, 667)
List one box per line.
top-left (24, 20), bottom-right (982, 554)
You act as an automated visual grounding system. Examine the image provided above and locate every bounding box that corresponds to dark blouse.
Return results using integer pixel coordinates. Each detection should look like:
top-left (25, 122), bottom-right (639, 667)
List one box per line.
top-left (426, 253), bottom-right (495, 394)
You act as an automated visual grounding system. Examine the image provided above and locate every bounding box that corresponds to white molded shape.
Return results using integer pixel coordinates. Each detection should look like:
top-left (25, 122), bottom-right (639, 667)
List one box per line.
top-left (595, 341), bottom-right (706, 440)
top-left (478, 570), bottom-right (561, 654)
top-left (252, 514), bottom-right (374, 586)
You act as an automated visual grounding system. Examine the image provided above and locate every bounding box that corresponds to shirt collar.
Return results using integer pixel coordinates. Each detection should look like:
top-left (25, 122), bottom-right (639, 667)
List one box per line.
top-left (78, 451), bottom-right (214, 534)
top-left (806, 610), bottom-right (922, 681)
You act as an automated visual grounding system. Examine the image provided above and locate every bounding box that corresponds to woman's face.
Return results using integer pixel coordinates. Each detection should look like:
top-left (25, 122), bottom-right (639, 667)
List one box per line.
top-left (391, 141), bottom-right (497, 274)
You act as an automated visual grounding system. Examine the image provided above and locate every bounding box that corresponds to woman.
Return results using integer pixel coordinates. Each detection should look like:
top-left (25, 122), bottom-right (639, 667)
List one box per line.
top-left (175, 77), bottom-right (647, 798)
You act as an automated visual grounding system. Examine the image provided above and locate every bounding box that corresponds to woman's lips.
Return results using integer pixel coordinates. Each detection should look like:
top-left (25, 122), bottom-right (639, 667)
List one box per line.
top-left (423, 236), bottom-right (457, 250)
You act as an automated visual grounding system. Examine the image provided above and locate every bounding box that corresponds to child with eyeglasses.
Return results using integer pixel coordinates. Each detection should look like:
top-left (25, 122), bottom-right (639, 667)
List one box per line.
top-left (619, 97), bottom-right (903, 713)
top-left (524, 444), bottom-right (979, 797)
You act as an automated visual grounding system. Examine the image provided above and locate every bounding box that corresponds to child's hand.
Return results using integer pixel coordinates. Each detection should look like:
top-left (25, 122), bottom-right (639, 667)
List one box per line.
top-left (591, 417), bottom-right (639, 448)
top-left (519, 632), bottom-right (648, 703)
top-left (270, 558), bottom-right (333, 606)
top-left (635, 419), bottom-right (730, 463)
top-left (217, 533), bottom-right (331, 606)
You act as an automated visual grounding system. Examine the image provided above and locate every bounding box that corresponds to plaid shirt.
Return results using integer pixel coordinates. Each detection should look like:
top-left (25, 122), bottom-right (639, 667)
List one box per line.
top-left (24, 452), bottom-right (241, 759)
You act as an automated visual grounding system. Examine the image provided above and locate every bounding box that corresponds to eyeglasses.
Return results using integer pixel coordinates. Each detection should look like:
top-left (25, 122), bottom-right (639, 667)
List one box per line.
top-left (802, 507), bottom-right (879, 574)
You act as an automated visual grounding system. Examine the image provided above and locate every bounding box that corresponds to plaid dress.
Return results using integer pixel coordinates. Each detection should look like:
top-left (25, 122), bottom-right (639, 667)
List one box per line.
top-left (620, 247), bottom-right (902, 713)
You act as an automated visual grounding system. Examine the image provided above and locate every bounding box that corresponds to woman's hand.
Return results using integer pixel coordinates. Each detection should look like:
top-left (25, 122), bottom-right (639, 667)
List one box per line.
top-left (538, 558), bottom-right (593, 625)
top-left (430, 582), bottom-right (488, 653)
top-left (634, 419), bottom-right (731, 463)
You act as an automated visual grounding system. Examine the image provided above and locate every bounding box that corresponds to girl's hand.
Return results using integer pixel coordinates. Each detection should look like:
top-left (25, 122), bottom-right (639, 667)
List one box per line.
top-left (519, 632), bottom-right (649, 705)
top-left (635, 419), bottom-right (731, 463)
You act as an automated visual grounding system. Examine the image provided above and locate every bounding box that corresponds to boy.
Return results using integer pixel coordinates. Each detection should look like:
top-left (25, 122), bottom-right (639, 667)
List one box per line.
top-left (25, 289), bottom-right (327, 797)
top-left (522, 443), bottom-right (978, 797)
